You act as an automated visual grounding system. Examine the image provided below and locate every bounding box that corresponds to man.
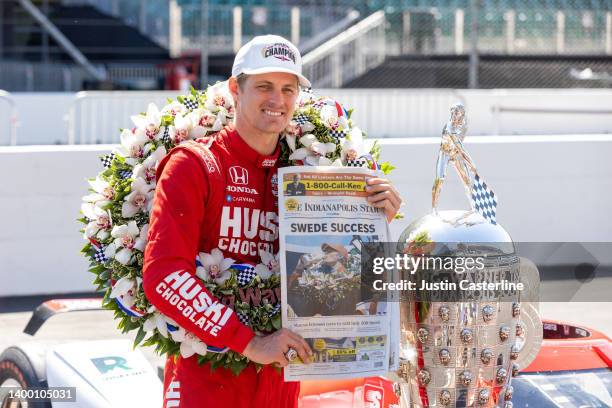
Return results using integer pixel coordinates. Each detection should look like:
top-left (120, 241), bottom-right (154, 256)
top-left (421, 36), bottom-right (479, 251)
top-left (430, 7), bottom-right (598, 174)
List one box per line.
top-left (143, 35), bottom-right (402, 408)
top-left (286, 174), bottom-right (306, 196)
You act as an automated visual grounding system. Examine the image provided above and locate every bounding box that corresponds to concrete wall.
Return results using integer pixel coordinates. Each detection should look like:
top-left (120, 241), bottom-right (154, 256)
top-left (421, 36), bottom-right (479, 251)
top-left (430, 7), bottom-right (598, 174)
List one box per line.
top-left (1, 135), bottom-right (611, 296)
top-left (2, 89), bottom-right (611, 145)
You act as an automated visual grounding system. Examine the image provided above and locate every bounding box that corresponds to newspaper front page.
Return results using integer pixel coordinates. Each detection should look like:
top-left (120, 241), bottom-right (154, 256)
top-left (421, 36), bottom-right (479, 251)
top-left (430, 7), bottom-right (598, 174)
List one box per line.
top-left (278, 166), bottom-right (394, 381)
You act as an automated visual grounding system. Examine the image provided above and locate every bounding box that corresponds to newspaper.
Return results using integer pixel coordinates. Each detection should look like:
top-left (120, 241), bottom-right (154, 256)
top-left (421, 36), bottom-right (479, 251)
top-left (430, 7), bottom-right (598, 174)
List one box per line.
top-left (278, 166), bottom-right (397, 381)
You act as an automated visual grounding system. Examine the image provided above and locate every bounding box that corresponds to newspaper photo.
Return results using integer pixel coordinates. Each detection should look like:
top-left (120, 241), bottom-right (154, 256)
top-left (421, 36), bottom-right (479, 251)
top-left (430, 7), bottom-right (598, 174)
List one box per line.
top-left (278, 166), bottom-right (396, 381)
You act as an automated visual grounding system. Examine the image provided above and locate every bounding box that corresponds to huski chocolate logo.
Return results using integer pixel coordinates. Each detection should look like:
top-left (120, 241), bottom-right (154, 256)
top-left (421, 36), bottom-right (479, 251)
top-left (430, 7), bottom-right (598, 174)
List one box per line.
top-left (262, 43), bottom-right (296, 63)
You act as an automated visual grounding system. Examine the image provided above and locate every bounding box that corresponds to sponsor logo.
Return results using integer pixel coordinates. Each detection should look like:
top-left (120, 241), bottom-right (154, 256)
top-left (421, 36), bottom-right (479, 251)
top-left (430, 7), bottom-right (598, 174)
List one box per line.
top-left (262, 43), bottom-right (296, 63)
top-left (271, 174), bottom-right (278, 197)
top-left (285, 198), bottom-right (299, 211)
top-left (364, 384), bottom-right (384, 408)
top-left (226, 185), bottom-right (258, 195)
top-left (91, 356), bottom-right (131, 374)
top-left (229, 166), bottom-right (248, 185)
top-left (196, 149), bottom-right (217, 174)
top-left (165, 381), bottom-right (180, 408)
top-left (156, 271), bottom-right (234, 336)
top-left (225, 194), bottom-right (233, 202)
top-left (261, 158), bottom-right (276, 167)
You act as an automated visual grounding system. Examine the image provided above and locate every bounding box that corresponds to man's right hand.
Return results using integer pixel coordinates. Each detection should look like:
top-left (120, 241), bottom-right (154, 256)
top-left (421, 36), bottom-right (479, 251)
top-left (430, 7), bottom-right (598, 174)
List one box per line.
top-left (242, 328), bottom-right (313, 367)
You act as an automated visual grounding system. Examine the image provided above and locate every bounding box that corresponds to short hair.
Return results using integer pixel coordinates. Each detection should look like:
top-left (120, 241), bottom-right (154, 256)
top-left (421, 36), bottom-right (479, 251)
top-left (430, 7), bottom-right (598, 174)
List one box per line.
top-left (236, 73), bottom-right (249, 89)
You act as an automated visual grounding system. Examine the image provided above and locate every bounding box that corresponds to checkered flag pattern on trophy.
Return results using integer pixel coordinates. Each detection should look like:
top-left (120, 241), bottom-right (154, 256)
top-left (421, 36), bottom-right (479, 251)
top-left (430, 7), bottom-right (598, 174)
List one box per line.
top-left (470, 174), bottom-right (498, 225)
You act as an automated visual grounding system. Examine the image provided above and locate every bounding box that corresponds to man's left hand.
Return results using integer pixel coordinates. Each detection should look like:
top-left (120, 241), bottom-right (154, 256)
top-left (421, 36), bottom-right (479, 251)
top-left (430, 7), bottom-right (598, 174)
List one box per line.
top-left (365, 177), bottom-right (402, 222)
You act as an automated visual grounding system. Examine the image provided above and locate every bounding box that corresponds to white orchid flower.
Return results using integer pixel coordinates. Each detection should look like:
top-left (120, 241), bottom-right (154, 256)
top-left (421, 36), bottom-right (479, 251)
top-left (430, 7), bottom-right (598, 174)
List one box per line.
top-left (341, 127), bottom-right (370, 164)
top-left (81, 202), bottom-right (112, 240)
top-left (115, 128), bottom-right (151, 163)
top-left (132, 145), bottom-right (166, 184)
top-left (320, 104), bottom-right (349, 130)
top-left (204, 81), bottom-right (233, 112)
top-left (121, 177), bottom-right (154, 218)
top-left (288, 133), bottom-right (337, 166)
top-left (179, 332), bottom-right (208, 359)
top-left (161, 101), bottom-right (187, 117)
top-left (105, 221), bottom-right (147, 265)
top-left (187, 109), bottom-right (224, 140)
top-left (260, 250), bottom-right (280, 275)
top-left (109, 276), bottom-right (141, 308)
top-left (131, 103), bottom-right (164, 140)
top-left (254, 250), bottom-right (279, 280)
top-left (168, 113), bottom-right (194, 144)
top-left (143, 306), bottom-right (168, 337)
top-left (196, 248), bottom-right (234, 285)
top-left (283, 120), bottom-right (315, 152)
top-left (82, 177), bottom-right (114, 208)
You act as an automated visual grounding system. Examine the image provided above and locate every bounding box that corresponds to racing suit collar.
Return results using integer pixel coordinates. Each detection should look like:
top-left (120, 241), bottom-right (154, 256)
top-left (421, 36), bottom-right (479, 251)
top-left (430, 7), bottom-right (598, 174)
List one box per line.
top-left (224, 126), bottom-right (281, 169)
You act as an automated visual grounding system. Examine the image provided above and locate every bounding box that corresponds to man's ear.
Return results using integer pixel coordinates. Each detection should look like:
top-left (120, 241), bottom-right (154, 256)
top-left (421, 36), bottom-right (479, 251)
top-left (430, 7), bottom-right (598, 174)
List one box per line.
top-left (228, 76), bottom-right (239, 103)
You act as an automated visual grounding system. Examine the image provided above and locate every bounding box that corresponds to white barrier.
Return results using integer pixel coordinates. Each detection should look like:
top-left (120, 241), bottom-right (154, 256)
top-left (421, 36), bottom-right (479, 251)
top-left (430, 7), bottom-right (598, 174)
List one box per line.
top-left (0, 90), bottom-right (18, 145)
top-left (67, 91), bottom-right (178, 144)
top-left (60, 88), bottom-right (612, 145)
top-left (1, 134), bottom-right (611, 296)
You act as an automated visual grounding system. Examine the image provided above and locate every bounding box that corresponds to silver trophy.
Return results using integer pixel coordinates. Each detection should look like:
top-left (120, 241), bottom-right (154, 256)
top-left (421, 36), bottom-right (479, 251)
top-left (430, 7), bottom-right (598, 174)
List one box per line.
top-left (395, 104), bottom-right (542, 407)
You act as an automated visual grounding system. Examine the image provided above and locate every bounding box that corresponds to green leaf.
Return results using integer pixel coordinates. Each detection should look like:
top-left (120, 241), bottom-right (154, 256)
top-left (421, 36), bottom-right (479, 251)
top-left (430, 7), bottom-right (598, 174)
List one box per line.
top-left (380, 161), bottom-right (396, 175)
top-left (271, 314), bottom-right (281, 330)
top-left (230, 359), bottom-right (248, 376)
top-left (133, 327), bottom-right (146, 348)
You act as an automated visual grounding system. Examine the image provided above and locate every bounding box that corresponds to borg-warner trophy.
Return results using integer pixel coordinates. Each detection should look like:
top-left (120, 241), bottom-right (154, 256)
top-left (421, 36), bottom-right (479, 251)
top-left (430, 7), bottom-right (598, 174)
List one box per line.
top-left (394, 104), bottom-right (542, 407)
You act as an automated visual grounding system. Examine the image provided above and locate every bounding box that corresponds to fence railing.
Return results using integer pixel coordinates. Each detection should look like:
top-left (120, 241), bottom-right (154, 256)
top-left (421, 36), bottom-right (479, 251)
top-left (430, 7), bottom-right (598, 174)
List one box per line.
top-left (0, 62), bottom-right (92, 92)
top-left (0, 62), bottom-right (173, 93)
top-left (65, 88), bottom-right (466, 144)
top-left (0, 91), bottom-right (18, 146)
top-left (302, 11), bottom-right (386, 88)
top-left (386, 8), bottom-right (612, 56)
top-left (60, 0), bottom-right (356, 55)
top-left (66, 91), bottom-right (178, 144)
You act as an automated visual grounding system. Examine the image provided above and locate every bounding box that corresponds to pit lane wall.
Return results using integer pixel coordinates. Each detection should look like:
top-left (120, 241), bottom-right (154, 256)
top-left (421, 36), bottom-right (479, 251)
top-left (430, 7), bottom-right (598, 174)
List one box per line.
top-left (1, 135), bottom-right (611, 296)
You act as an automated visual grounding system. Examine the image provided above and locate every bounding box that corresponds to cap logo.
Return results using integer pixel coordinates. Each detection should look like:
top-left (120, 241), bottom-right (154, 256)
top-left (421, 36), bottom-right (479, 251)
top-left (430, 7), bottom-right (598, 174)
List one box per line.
top-left (262, 43), bottom-right (296, 64)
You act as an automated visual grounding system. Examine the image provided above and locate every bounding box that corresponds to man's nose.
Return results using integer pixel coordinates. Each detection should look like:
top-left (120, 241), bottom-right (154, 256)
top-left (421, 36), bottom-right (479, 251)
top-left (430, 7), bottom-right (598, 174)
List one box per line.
top-left (267, 89), bottom-right (283, 107)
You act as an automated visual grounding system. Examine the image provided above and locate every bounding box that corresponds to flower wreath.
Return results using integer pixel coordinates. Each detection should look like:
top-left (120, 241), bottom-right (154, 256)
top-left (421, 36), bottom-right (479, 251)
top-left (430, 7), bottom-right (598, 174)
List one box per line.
top-left (79, 81), bottom-right (395, 375)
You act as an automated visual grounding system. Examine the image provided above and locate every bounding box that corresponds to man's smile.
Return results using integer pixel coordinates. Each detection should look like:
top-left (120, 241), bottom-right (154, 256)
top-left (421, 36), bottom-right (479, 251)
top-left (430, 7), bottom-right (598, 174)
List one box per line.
top-left (263, 109), bottom-right (283, 117)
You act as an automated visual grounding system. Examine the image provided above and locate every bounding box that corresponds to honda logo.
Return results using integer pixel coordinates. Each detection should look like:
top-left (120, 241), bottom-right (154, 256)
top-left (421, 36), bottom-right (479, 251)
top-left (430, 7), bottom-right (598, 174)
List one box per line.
top-left (229, 166), bottom-right (249, 185)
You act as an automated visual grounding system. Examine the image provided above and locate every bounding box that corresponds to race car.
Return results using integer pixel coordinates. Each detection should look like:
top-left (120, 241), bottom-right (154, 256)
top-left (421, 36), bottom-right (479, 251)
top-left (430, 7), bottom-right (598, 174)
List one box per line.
top-left (0, 299), bottom-right (162, 408)
top-left (1, 299), bottom-right (611, 407)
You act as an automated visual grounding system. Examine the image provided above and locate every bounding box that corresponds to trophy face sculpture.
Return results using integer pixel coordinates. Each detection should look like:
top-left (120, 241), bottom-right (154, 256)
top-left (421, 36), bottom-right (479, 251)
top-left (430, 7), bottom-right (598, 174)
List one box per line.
top-left (395, 104), bottom-right (541, 407)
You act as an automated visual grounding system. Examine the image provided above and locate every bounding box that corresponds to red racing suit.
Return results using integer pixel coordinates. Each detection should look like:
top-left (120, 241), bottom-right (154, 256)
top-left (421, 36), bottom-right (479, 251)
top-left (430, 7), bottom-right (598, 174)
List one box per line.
top-left (143, 125), bottom-right (299, 407)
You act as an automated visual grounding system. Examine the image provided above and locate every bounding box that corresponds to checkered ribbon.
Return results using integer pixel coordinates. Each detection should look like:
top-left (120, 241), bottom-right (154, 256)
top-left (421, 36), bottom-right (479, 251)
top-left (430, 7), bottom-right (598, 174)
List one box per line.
top-left (161, 127), bottom-right (171, 144)
top-left (470, 174), bottom-right (497, 225)
top-left (268, 304), bottom-right (281, 317)
top-left (183, 97), bottom-right (199, 111)
top-left (237, 312), bottom-right (250, 325)
top-left (93, 246), bottom-right (108, 263)
top-left (293, 113), bottom-right (309, 125)
top-left (346, 158), bottom-right (368, 167)
top-left (329, 129), bottom-right (346, 139)
top-left (119, 170), bottom-right (132, 179)
top-left (100, 153), bottom-right (115, 169)
top-left (235, 263), bottom-right (257, 287)
top-left (312, 100), bottom-right (326, 109)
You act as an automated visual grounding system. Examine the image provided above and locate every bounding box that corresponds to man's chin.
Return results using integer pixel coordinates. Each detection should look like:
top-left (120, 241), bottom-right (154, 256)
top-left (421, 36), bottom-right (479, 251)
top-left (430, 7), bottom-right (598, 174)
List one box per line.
top-left (258, 122), bottom-right (290, 135)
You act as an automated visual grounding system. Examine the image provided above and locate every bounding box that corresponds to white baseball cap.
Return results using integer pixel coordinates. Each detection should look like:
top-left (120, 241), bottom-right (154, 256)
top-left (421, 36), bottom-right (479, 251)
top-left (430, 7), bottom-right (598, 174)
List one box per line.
top-left (232, 35), bottom-right (311, 88)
